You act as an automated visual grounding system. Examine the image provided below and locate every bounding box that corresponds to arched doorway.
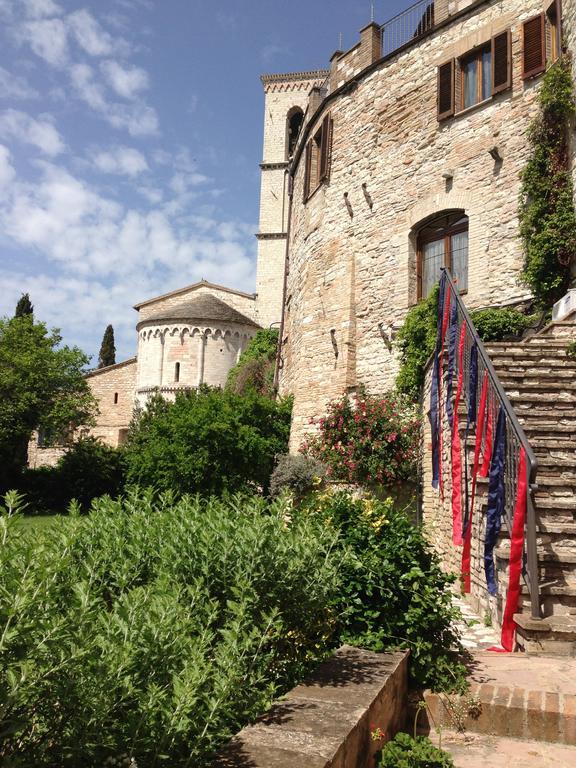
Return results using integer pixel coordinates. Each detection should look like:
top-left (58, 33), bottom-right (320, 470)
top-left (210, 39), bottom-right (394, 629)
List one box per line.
top-left (416, 211), bottom-right (469, 299)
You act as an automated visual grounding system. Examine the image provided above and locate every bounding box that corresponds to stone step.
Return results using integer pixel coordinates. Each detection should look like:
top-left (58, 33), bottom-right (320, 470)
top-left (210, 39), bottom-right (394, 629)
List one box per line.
top-left (498, 367), bottom-right (576, 380)
top-left (507, 390), bottom-right (576, 405)
top-left (500, 380), bottom-right (576, 394)
top-left (514, 613), bottom-right (576, 654)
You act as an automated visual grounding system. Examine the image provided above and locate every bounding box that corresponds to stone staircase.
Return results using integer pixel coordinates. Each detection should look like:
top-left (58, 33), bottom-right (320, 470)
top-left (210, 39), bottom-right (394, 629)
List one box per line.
top-left (483, 313), bottom-right (576, 654)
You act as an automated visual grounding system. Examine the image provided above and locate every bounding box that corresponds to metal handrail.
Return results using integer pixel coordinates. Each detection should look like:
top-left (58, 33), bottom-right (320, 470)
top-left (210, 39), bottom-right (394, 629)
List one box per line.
top-left (440, 268), bottom-right (541, 619)
top-left (380, 0), bottom-right (435, 57)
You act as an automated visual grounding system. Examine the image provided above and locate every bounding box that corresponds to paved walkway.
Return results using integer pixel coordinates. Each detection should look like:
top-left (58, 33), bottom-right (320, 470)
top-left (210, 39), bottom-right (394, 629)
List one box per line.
top-left (430, 730), bottom-right (576, 768)
top-left (451, 595), bottom-right (500, 650)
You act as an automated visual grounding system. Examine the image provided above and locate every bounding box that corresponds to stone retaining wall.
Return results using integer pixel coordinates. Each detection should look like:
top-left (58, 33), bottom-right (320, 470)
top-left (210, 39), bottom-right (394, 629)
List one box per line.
top-left (212, 646), bottom-right (409, 768)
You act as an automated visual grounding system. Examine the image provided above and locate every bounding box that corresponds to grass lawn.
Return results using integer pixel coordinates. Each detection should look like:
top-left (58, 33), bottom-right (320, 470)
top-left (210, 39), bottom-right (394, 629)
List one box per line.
top-left (16, 514), bottom-right (67, 535)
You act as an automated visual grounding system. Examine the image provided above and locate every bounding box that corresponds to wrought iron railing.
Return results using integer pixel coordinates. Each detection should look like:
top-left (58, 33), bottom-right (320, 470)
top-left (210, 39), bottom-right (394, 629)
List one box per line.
top-left (381, 0), bottom-right (435, 57)
top-left (440, 268), bottom-right (541, 619)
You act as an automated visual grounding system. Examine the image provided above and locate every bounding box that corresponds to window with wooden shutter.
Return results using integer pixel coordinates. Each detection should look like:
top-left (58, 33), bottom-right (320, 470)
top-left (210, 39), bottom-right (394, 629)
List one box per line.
top-left (437, 60), bottom-right (455, 120)
top-left (492, 29), bottom-right (511, 94)
top-left (522, 14), bottom-right (546, 79)
top-left (546, 1), bottom-right (562, 64)
top-left (303, 141), bottom-right (312, 201)
top-left (319, 115), bottom-right (333, 182)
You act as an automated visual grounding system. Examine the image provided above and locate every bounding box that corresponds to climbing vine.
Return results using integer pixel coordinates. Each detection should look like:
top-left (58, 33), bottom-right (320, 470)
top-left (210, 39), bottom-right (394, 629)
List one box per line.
top-left (519, 54), bottom-right (576, 308)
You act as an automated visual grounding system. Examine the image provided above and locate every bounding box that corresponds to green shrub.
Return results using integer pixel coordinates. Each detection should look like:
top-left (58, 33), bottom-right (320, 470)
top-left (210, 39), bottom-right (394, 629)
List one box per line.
top-left (567, 341), bottom-right (576, 360)
top-left (303, 390), bottom-right (420, 487)
top-left (469, 307), bottom-right (534, 342)
top-left (269, 454), bottom-right (327, 499)
top-left (124, 387), bottom-right (292, 495)
top-left (297, 490), bottom-right (467, 692)
top-left (519, 55), bottom-right (576, 308)
top-left (378, 733), bottom-right (454, 768)
top-left (18, 437), bottom-right (125, 513)
top-left (226, 328), bottom-right (278, 397)
top-left (0, 490), bottom-right (340, 766)
top-left (395, 286), bottom-right (439, 400)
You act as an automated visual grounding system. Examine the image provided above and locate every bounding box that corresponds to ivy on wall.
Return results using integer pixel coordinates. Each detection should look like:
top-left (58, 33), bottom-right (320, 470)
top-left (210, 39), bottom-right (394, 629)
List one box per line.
top-left (519, 54), bottom-right (576, 308)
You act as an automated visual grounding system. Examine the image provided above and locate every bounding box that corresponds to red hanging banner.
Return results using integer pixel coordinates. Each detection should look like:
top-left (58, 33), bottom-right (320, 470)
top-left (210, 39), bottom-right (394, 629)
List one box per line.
top-left (451, 324), bottom-right (466, 546)
top-left (480, 400), bottom-right (494, 478)
top-left (498, 447), bottom-right (528, 652)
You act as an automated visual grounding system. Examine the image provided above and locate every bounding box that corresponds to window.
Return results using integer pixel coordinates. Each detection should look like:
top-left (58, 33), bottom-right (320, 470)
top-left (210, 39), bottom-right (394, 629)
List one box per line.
top-left (303, 113), bottom-right (333, 200)
top-left (113, 392), bottom-right (119, 404)
top-left (417, 212), bottom-right (469, 300)
top-left (286, 107), bottom-right (304, 159)
top-left (174, 362), bottom-right (180, 382)
top-left (437, 30), bottom-right (511, 120)
top-left (522, 4), bottom-right (561, 80)
top-left (461, 45), bottom-right (492, 109)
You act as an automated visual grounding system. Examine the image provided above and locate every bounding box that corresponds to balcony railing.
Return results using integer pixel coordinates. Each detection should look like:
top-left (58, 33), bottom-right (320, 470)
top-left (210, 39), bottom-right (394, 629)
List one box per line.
top-left (380, 0), bottom-right (435, 57)
top-left (439, 268), bottom-right (540, 620)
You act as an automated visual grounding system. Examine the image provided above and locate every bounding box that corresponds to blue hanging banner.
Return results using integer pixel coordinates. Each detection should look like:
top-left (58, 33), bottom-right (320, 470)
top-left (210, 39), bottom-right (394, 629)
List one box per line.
top-left (445, 300), bottom-right (458, 430)
top-left (467, 342), bottom-right (478, 425)
top-left (484, 406), bottom-right (507, 596)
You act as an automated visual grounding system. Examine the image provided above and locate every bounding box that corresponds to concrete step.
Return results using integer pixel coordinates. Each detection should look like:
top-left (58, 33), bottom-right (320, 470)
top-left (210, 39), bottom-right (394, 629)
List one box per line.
top-left (514, 613), bottom-right (576, 654)
top-left (420, 652), bottom-right (576, 741)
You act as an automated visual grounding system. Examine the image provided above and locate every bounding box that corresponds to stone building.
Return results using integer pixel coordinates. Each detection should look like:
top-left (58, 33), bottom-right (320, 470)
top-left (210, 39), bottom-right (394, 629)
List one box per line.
top-left (271, 0), bottom-right (567, 449)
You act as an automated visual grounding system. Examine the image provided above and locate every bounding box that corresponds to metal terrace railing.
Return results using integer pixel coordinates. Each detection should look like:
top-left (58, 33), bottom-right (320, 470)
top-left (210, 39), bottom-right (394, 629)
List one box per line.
top-left (440, 268), bottom-right (541, 620)
top-left (380, 0), bottom-right (435, 57)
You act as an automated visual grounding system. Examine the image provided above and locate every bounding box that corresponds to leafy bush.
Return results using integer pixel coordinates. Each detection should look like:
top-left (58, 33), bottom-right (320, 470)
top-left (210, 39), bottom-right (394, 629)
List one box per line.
top-left (18, 437), bottom-right (125, 513)
top-left (269, 454), bottom-right (327, 499)
top-left (0, 490), bottom-right (340, 767)
top-left (297, 490), bottom-right (467, 692)
top-left (124, 387), bottom-right (292, 495)
top-left (519, 56), bottom-right (576, 308)
top-left (395, 287), bottom-right (534, 399)
top-left (303, 390), bottom-right (420, 486)
top-left (395, 286), bottom-right (439, 400)
top-left (378, 733), bottom-right (454, 768)
top-left (226, 328), bottom-right (278, 397)
top-left (469, 307), bottom-right (534, 342)
top-left (567, 341), bottom-right (576, 360)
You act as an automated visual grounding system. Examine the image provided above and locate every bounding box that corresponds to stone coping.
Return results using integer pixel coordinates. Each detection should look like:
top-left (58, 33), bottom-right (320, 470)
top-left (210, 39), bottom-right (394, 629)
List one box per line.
top-left (212, 646), bottom-right (408, 768)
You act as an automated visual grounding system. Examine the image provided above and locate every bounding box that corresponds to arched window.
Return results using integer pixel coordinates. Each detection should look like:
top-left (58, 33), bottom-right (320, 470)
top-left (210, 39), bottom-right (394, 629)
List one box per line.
top-left (286, 107), bottom-right (304, 159)
top-left (174, 362), bottom-right (180, 383)
top-left (417, 211), bottom-right (469, 299)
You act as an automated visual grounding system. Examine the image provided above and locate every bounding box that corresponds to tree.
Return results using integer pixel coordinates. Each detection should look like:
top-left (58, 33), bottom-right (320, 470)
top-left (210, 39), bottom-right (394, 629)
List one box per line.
top-left (226, 328), bottom-right (278, 398)
top-left (14, 293), bottom-right (33, 318)
top-left (124, 387), bottom-right (292, 495)
top-left (0, 315), bottom-right (97, 488)
top-left (97, 324), bottom-right (116, 368)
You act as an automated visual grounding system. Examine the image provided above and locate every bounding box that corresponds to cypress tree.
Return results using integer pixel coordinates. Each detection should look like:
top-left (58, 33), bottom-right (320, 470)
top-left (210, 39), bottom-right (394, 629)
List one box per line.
top-left (14, 293), bottom-right (33, 317)
top-left (98, 324), bottom-right (116, 368)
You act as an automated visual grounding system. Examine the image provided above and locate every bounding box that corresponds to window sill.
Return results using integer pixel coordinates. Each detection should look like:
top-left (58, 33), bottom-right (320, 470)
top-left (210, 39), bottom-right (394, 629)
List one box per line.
top-left (454, 97), bottom-right (493, 118)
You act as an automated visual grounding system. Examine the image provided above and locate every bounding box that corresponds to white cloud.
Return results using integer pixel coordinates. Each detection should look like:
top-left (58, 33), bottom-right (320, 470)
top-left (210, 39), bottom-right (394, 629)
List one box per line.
top-left (19, 17), bottom-right (68, 67)
top-left (68, 9), bottom-right (129, 57)
top-left (70, 63), bottom-right (159, 136)
top-left (0, 109), bottom-right (65, 155)
top-left (101, 59), bottom-right (149, 99)
top-left (0, 67), bottom-right (38, 99)
top-left (23, 0), bottom-right (63, 18)
top-left (0, 144), bottom-right (15, 189)
top-left (94, 146), bottom-right (149, 176)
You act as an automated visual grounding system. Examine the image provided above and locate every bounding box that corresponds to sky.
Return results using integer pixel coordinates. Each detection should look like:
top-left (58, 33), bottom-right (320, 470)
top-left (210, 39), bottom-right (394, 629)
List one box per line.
top-left (0, 0), bottom-right (408, 364)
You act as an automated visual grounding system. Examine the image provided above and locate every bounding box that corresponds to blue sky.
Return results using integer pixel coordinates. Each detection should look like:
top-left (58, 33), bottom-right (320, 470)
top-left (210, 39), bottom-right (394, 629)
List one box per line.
top-left (0, 0), bottom-right (407, 363)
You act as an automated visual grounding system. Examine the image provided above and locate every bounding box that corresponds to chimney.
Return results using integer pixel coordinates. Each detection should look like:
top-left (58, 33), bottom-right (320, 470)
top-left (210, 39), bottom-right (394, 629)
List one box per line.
top-left (358, 22), bottom-right (381, 69)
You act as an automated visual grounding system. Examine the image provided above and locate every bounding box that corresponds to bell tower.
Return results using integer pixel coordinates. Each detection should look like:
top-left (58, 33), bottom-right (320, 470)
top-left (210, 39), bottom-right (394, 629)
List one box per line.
top-left (255, 69), bottom-right (329, 328)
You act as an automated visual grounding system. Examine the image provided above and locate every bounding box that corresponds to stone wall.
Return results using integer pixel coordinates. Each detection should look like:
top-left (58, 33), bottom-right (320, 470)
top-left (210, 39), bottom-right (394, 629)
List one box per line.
top-left (135, 323), bottom-right (255, 406)
top-left (86, 358), bottom-right (137, 447)
top-left (279, 0), bottom-right (556, 450)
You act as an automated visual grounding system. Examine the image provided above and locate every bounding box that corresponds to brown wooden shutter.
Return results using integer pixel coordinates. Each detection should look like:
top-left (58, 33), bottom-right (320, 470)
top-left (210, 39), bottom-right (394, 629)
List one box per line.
top-left (437, 60), bottom-right (455, 120)
top-left (303, 141), bottom-right (312, 201)
top-left (522, 14), bottom-right (546, 79)
top-left (319, 114), bottom-right (332, 182)
top-left (492, 29), bottom-right (512, 95)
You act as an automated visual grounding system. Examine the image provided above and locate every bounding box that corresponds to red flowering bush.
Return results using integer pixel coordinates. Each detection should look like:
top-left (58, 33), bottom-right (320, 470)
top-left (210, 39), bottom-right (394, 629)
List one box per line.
top-left (302, 391), bottom-right (420, 485)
